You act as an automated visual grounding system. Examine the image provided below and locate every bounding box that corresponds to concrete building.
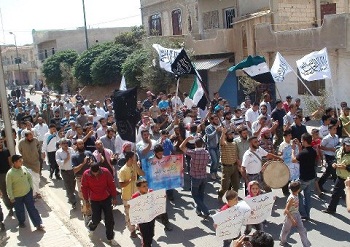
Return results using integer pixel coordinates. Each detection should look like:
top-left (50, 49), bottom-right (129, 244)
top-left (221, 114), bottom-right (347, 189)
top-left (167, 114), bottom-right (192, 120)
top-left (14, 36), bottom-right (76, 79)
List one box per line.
top-left (255, 0), bottom-right (350, 112)
top-left (140, 0), bottom-right (350, 108)
top-left (140, 0), bottom-right (272, 106)
top-left (32, 27), bottom-right (131, 79)
top-left (1, 45), bottom-right (38, 86)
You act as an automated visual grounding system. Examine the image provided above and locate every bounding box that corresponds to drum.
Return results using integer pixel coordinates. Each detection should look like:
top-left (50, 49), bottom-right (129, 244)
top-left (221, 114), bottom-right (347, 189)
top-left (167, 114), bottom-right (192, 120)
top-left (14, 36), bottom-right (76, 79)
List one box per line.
top-left (262, 161), bottom-right (290, 189)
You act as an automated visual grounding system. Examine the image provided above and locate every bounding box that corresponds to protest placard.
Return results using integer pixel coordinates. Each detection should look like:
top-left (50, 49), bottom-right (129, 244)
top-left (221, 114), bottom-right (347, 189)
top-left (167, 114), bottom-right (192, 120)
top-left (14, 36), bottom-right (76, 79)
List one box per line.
top-left (142, 154), bottom-right (183, 190)
top-left (212, 201), bottom-right (251, 241)
top-left (129, 189), bottom-right (166, 225)
top-left (244, 192), bottom-right (275, 225)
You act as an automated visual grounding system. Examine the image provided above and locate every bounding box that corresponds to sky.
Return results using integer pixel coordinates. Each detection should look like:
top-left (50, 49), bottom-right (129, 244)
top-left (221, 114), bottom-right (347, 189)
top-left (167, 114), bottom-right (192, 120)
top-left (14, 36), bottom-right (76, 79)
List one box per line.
top-left (0, 0), bottom-right (142, 46)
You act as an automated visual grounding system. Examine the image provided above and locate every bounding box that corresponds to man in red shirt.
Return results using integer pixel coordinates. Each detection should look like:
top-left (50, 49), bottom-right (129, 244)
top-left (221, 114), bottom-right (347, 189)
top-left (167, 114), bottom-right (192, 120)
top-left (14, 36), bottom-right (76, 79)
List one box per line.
top-left (81, 163), bottom-right (118, 246)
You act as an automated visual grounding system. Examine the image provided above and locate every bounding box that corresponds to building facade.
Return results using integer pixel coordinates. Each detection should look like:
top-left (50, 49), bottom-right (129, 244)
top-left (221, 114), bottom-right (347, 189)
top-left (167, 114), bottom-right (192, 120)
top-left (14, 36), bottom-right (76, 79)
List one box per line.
top-left (1, 45), bottom-right (38, 86)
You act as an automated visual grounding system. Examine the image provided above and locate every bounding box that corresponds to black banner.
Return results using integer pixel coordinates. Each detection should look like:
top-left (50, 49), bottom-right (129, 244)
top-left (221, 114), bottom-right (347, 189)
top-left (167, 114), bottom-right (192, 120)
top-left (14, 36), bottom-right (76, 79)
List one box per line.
top-left (113, 87), bottom-right (137, 142)
top-left (171, 49), bottom-right (197, 76)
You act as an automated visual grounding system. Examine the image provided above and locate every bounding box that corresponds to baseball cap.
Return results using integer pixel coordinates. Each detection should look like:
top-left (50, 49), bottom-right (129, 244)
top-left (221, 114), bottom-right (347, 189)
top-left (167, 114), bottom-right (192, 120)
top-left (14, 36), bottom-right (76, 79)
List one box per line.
top-left (11, 154), bottom-right (22, 163)
top-left (343, 137), bottom-right (350, 146)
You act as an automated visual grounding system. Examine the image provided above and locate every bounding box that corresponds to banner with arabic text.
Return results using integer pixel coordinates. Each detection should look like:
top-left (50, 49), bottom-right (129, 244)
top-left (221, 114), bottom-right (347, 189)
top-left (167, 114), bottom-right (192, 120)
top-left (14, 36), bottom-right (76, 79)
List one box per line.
top-left (129, 189), bottom-right (166, 225)
top-left (142, 154), bottom-right (184, 190)
top-left (244, 192), bottom-right (275, 225)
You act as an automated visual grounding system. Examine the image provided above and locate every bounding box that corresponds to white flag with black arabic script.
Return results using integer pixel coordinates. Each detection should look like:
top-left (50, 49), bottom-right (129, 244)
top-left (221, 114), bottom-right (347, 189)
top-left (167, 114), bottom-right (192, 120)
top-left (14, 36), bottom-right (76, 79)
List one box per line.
top-left (152, 44), bottom-right (182, 73)
top-left (296, 48), bottom-right (332, 81)
top-left (270, 52), bottom-right (292, 83)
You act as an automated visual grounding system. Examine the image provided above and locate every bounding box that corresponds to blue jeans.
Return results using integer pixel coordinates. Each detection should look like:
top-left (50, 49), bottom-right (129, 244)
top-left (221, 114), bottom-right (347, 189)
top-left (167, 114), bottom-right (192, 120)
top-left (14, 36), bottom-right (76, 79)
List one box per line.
top-left (191, 177), bottom-right (209, 215)
top-left (14, 189), bottom-right (42, 227)
top-left (298, 179), bottom-right (314, 218)
top-left (209, 147), bottom-right (220, 174)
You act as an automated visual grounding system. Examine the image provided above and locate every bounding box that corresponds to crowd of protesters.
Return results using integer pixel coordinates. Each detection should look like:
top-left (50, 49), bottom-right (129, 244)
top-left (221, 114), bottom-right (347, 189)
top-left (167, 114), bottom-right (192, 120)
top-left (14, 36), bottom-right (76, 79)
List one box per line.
top-left (0, 87), bottom-right (350, 247)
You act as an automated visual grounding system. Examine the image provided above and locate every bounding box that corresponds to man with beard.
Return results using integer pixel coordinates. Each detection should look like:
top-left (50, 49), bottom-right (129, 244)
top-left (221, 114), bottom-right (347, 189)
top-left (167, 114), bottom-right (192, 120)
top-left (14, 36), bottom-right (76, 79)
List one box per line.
top-left (136, 129), bottom-right (157, 164)
top-left (50, 109), bottom-right (62, 131)
top-left (205, 114), bottom-right (222, 180)
top-left (241, 136), bottom-right (282, 193)
top-left (100, 127), bottom-right (116, 154)
top-left (222, 111), bottom-right (234, 132)
top-left (18, 130), bottom-right (42, 198)
top-left (234, 127), bottom-right (250, 166)
top-left (93, 140), bottom-right (116, 177)
top-left (218, 128), bottom-right (240, 202)
top-left (72, 139), bottom-right (94, 214)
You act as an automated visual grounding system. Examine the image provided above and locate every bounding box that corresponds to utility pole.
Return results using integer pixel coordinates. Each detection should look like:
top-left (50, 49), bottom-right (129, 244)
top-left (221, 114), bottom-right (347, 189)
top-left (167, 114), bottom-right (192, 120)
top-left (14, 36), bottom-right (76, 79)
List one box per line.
top-left (9, 32), bottom-right (21, 85)
top-left (82, 0), bottom-right (89, 50)
top-left (0, 46), bottom-right (15, 155)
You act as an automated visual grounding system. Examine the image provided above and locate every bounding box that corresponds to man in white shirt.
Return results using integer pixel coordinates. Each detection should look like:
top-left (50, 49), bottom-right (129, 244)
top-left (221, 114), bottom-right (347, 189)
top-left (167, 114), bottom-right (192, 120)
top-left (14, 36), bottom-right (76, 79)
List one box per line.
top-left (183, 92), bottom-right (194, 109)
top-left (42, 124), bottom-right (61, 180)
top-left (319, 115), bottom-right (331, 138)
top-left (171, 93), bottom-right (183, 109)
top-left (283, 103), bottom-right (297, 131)
top-left (241, 136), bottom-right (282, 192)
top-left (245, 102), bottom-right (260, 133)
top-left (34, 117), bottom-right (48, 143)
top-left (55, 138), bottom-right (77, 209)
top-left (82, 100), bottom-right (91, 115)
top-left (260, 93), bottom-right (272, 115)
top-left (95, 101), bottom-right (106, 117)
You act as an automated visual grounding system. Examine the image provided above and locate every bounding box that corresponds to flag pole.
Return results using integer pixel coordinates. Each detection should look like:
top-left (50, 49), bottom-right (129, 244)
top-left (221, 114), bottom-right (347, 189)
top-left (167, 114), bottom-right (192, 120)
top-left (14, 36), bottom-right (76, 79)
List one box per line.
top-left (291, 70), bottom-right (321, 105)
top-left (174, 76), bottom-right (180, 112)
top-left (275, 84), bottom-right (282, 100)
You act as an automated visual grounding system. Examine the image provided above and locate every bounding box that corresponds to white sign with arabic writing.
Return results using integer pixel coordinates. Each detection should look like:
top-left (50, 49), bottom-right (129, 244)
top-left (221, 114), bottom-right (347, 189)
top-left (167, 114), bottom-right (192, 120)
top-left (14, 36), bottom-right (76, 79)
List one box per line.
top-left (244, 192), bottom-right (275, 225)
top-left (129, 189), bottom-right (166, 225)
top-left (212, 201), bottom-right (251, 241)
top-left (271, 52), bottom-right (292, 83)
top-left (296, 47), bottom-right (332, 81)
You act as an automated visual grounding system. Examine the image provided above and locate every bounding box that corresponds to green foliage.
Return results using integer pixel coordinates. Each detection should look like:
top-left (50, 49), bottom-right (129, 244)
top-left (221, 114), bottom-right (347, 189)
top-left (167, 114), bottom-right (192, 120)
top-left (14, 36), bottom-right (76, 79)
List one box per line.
top-left (42, 50), bottom-right (78, 91)
top-left (120, 37), bottom-right (183, 92)
top-left (90, 45), bottom-right (131, 85)
top-left (73, 42), bottom-right (114, 85)
top-left (302, 89), bottom-right (330, 119)
top-left (121, 49), bottom-right (149, 88)
top-left (114, 26), bottom-right (145, 49)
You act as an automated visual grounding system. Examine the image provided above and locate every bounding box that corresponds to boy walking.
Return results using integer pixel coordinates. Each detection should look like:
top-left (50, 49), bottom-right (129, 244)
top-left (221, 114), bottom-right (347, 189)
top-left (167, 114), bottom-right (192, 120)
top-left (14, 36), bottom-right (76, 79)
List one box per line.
top-left (279, 181), bottom-right (311, 247)
top-left (6, 155), bottom-right (44, 230)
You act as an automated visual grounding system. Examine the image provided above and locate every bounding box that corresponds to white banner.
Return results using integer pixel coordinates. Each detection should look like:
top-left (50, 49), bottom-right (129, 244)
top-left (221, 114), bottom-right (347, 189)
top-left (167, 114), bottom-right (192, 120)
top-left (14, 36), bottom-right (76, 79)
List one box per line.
top-left (244, 192), bottom-right (275, 225)
top-left (129, 189), bottom-right (166, 225)
top-left (271, 52), bottom-right (292, 83)
top-left (212, 201), bottom-right (251, 241)
top-left (152, 44), bottom-right (182, 73)
top-left (296, 47), bottom-right (332, 81)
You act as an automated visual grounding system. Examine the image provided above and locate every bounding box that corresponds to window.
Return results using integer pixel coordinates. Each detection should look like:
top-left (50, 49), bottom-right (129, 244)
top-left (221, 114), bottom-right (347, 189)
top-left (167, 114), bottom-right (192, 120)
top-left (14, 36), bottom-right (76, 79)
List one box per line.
top-left (224, 8), bottom-right (235, 28)
top-left (149, 13), bottom-right (162, 36)
top-left (297, 69), bottom-right (325, 96)
top-left (203, 10), bottom-right (219, 30)
top-left (172, 9), bottom-right (182, 35)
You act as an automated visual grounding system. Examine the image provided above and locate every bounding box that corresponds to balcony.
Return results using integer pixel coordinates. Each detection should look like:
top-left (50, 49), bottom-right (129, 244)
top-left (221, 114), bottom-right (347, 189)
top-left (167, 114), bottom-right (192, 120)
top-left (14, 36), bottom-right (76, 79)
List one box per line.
top-left (185, 29), bottom-right (236, 56)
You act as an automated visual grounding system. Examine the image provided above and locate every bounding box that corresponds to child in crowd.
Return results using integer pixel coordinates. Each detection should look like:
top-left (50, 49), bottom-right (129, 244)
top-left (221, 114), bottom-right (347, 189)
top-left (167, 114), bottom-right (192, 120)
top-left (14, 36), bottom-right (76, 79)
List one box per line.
top-left (244, 181), bottom-right (264, 235)
top-left (279, 181), bottom-right (311, 247)
top-left (131, 178), bottom-right (156, 247)
top-left (214, 190), bottom-right (239, 247)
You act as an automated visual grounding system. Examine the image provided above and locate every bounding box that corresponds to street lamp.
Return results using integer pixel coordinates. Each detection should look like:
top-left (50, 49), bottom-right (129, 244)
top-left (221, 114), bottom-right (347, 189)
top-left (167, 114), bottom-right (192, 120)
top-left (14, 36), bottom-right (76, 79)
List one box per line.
top-left (9, 32), bottom-right (21, 85)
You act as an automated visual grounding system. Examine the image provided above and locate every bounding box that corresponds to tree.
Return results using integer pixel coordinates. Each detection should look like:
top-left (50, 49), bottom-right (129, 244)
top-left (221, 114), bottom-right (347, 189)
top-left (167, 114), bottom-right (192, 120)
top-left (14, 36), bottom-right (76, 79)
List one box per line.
top-left (90, 44), bottom-right (131, 85)
top-left (42, 50), bottom-right (78, 91)
top-left (121, 37), bottom-right (183, 92)
top-left (115, 26), bottom-right (145, 49)
top-left (121, 48), bottom-right (149, 88)
top-left (73, 42), bottom-right (113, 85)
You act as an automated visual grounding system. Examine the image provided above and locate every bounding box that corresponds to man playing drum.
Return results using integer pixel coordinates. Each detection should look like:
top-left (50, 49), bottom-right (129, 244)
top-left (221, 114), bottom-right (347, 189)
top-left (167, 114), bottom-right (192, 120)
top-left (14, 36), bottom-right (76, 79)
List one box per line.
top-left (241, 136), bottom-right (283, 193)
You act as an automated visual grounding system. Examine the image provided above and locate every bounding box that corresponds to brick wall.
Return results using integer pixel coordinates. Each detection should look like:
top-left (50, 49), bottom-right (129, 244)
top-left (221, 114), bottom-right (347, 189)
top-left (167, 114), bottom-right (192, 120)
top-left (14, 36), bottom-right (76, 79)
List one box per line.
top-left (275, 0), bottom-right (316, 31)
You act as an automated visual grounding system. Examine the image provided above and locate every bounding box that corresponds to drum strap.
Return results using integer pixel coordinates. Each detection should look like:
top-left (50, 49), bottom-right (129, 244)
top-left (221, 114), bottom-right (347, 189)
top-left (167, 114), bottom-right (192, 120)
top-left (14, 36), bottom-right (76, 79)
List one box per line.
top-left (250, 151), bottom-right (263, 165)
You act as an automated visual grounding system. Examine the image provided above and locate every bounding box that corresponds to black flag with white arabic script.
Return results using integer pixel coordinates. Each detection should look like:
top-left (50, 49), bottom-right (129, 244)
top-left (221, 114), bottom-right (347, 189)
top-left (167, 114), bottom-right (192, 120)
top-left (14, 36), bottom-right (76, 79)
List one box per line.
top-left (113, 87), bottom-right (137, 142)
top-left (171, 49), bottom-right (199, 77)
